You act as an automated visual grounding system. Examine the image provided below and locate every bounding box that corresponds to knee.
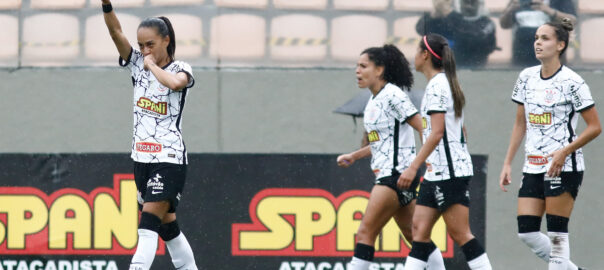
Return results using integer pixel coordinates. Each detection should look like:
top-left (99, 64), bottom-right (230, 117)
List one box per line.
top-left (356, 224), bottom-right (378, 244)
top-left (446, 227), bottom-right (473, 245)
top-left (410, 221), bottom-right (431, 242)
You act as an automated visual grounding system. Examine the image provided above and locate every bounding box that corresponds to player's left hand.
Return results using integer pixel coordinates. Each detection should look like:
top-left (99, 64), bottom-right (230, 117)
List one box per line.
top-left (143, 54), bottom-right (156, 70)
top-left (397, 168), bottom-right (416, 189)
top-left (545, 149), bottom-right (567, 177)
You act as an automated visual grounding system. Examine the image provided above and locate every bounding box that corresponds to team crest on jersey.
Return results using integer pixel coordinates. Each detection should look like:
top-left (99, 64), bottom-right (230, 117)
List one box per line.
top-left (367, 131), bottom-right (380, 142)
top-left (136, 142), bottom-right (162, 153)
top-left (137, 97), bottom-right (167, 116)
top-left (528, 112), bottom-right (551, 126)
top-left (544, 89), bottom-right (557, 104)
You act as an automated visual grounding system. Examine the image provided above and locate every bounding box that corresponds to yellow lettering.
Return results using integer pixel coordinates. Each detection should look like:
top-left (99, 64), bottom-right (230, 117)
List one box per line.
top-left (240, 197), bottom-right (336, 250)
top-left (48, 195), bottom-right (91, 249)
top-left (0, 195), bottom-right (48, 249)
top-left (94, 180), bottom-right (138, 249)
top-left (336, 196), bottom-right (366, 251)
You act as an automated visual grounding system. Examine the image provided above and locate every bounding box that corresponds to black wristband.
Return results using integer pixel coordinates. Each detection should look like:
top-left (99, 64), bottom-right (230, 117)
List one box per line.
top-left (102, 3), bottom-right (113, 13)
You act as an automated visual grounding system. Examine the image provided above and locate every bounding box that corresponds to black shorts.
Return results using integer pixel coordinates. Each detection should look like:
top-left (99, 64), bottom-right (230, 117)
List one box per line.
top-left (134, 162), bottom-right (187, 213)
top-left (375, 171), bottom-right (419, 207)
top-left (518, 172), bottom-right (583, 200)
top-left (417, 177), bottom-right (471, 212)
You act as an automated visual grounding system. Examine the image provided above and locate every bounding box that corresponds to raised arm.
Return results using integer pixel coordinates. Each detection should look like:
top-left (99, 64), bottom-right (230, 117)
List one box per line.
top-left (500, 0), bottom-right (520, 29)
top-left (102, 0), bottom-right (131, 61)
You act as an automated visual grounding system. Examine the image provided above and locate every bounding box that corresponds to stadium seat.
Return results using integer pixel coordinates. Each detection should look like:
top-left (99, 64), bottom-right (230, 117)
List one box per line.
top-left (333, 0), bottom-right (389, 11)
top-left (159, 13), bottom-right (203, 59)
top-left (210, 14), bottom-right (266, 59)
top-left (273, 0), bottom-right (327, 10)
top-left (214, 0), bottom-right (267, 9)
top-left (30, 0), bottom-right (85, 9)
top-left (85, 13), bottom-right (140, 65)
top-left (331, 15), bottom-right (387, 61)
top-left (109, 0), bottom-right (144, 7)
top-left (0, 15), bottom-right (18, 66)
top-left (487, 16), bottom-right (512, 64)
top-left (22, 13), bottom-right (80, 66)
top-left (393, 0), bottom-right (432, 12)
top-left (0, 0), bottom-right (21, 10)
top-left (485, 0), bottom-right (508, 13)
top-left (392, 16), bottom-right (421, 61)
top-left (150, 0), bottom-right (204, 6)
top-left (578, 0), bottom-right (604, 14)
top-left (580, 18), bottom-right (604, 63)
top-left (270, 14), bottom-right (327, 61)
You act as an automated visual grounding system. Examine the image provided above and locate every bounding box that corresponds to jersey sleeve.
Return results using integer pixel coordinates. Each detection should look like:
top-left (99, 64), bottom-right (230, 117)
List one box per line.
top-left (425, 83), bottom-right (448, 114)
top-left (176, 62), bottom-right (195, 89)
top-left (388, 90), bottom-right (419, 122)
top-left (118, 48), bottom-right (144, 74)
top-left (511, 73), bottom-right (526, 104)
top-left (571, 81), bottom-right (595, 112)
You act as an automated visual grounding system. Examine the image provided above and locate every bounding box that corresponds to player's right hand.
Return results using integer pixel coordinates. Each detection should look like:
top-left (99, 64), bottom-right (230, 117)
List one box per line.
top-left (499, 164), bottom-right (512, 192)
top-left (101, 0), bottom-right (111, 4)
top-left (336, 154), bottom-right (354, 168)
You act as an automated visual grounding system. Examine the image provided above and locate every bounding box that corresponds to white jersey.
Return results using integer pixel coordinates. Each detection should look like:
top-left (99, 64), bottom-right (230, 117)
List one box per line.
top-left (364, 83), bottom-right (419, 179)
top-left (120, 48), bottom-right (195, 165)
top-left (421, 73), bottom-right (473, 181)
top-left (511, 65), bottom-right (594, 174)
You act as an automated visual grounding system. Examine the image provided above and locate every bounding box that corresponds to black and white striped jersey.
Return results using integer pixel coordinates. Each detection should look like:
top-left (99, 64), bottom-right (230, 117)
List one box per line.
top-left (512, 65), bottom-right (594, 173)
top-left (421, 73), bottom-right (473, 181)
top-left (120, 48), bottom-right (195, 165)
top-left (363, 83), bottom-right (419, 179)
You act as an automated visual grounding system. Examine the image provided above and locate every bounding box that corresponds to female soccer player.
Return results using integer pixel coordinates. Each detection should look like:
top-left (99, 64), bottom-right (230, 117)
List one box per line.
top-left (337, 45), bottom-right (445, 270)
top-left (500, 18), bottom-right (600, 270)
top-left (399, 34), bottom-right (492, 270)
top-left (101, 1), bottom-right (198, 269)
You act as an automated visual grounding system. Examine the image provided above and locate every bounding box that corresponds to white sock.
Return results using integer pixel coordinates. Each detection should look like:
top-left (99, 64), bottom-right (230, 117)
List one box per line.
top-left (404, 256), bottom-right (427, 270)
top-left (166, 232), bottom-right (198, 270)
top-left (426, 247), bottom-right (445, 270)
top-left (518, 232), bottom-right (578, 270)
top-left (548, 232), bottom-right (569, 270)
top-left (129, 229), bottom-right (158, 270)
top-left (467, 253), bottom-right (492, 270)
top-left (350, 256), bottom-right (372, 270)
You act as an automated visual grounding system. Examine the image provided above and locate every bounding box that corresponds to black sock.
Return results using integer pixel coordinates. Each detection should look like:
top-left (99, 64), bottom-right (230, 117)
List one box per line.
top-left (461, 238), bottom-right (485, 261)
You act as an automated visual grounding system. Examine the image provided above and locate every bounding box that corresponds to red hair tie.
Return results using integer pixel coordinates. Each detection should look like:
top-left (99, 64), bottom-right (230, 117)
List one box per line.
top-left (423, 35), bottom-right (442, 60)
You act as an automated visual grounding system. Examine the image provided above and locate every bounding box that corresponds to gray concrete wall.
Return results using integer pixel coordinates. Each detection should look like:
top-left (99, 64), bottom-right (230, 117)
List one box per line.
top-left (1, 68), bottom-right (603, 269)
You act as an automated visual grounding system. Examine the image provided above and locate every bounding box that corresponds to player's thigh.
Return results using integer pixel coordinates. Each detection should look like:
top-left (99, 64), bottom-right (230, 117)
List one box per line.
top-left (411, 205), bottom-right (440, 242)
top-left (545, 192), bottom-right (575, 218)
top-left (359, 185), bottom-right (401, 235)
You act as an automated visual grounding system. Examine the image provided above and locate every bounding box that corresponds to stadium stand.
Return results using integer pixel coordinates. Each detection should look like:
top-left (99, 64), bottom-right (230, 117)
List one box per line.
top-left (393, 0), bottom-right (432, 12)
top-left (30, 0), bottom-right (85, 9)
top-left (160, 13), bottom-right (204, 59)
top-left (273, 0), bottom-right (327, 10)
top-left (150, 0), bottom-right (205, 6)
top-left (214, 0), bottom-right (267, 9)
top-left (488, 16), bottom-right (513, 64)
top-left (22, 13), bottom-right (79, 66)
top-left (333, 0), bottom-right (389, 11)
top-left (0, 0), bottom-right (21, 10)
top-left (485, 0), bottom-right (507, 13)
top-left (391, 16), bottom-right (421, 61)
top-left (210, 14), bottom-right (266, 59)
top-left (0, 15), bottom-right (19, 66)
top-left (580, 17), bottom-right (604, 63)
top-left (270, 14), bottom-right (327, 61)
top-left (331, 15), bottom-right (387, 61)
top-left (578, 0), bottom-right (604, 14)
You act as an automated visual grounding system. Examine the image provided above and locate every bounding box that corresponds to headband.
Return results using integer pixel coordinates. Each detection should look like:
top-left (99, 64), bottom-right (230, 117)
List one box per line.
top-left (423, 35), bottom-right (442, 60)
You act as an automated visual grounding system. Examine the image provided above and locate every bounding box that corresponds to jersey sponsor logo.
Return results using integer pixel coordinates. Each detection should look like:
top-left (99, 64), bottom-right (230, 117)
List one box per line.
top-left (528, 112), bottom-right (552, 125)
top-left (367, 131), bottom-right (380, 143)
top-left (0, 175), bottom-right (165, 255)
top-left (527, 155), bottom-right (548, 165)
top-left (136, 142), bottom-right (162, 153)
top-left (422, 117), bottom-right (427, 129)
top-left (231, 188), bottom-right (453, 258)
top-left (569, 85), bottom-right (582, 108)
top-left (136, 97), bottom-right (167, 116)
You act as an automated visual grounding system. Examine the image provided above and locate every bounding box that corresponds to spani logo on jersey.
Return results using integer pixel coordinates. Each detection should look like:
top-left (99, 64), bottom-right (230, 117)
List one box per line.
top-left (529, 112), bottom-right (552, 126)
top-left (367, 131), bottom-right (380, 143)
top-left (231, 188), bottom-right (453, 258)
top-left (136, 97), bottom-right (167, 116)
top-left (0, 175), bottom-right (165, 256)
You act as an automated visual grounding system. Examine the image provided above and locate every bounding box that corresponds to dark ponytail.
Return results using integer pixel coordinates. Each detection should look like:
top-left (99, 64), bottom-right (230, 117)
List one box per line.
top-left (420, 34), bottom-right (465, 118)
top-left (139, 16), bottom-right (176, 61)
top-left (361, 44), bottom-right (414, 91)
top-left (545, 17), bottom-right (574, 58)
